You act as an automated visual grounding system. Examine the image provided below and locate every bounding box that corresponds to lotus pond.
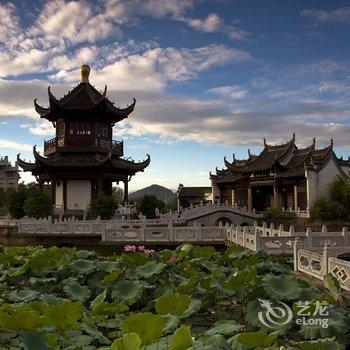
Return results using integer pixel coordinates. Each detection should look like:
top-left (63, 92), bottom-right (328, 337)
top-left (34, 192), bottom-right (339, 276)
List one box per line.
top-left (0, 244), bottom-right (349, 350)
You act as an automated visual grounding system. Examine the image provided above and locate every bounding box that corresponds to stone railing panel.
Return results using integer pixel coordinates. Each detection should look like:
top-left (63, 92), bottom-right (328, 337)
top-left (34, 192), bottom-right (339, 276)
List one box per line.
top-left (173, 227), bottom-right (198, 242)
top-left (202, 227), bottom-right (226, 242)
top-left (297, 249), bottom-right (323, 280)
top-left (144, 227), bottom-right (171, 242)
top-left (328, 257), bottom-right (350, 292)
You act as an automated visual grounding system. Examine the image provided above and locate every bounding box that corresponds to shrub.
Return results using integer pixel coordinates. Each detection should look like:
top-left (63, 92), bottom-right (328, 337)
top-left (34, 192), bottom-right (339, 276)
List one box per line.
top-left (135, 194), bottom-right (165, 219)
top-left (24, 191), bottom-right (52, 219)
top-left (88, 193), bottom-right (118, 220)
top-left (6, 187), bottom-right (27, 219)
top-left (310, 197), bottom-right (346, 221)
top-left (263, 208), bottom-right (297, 221)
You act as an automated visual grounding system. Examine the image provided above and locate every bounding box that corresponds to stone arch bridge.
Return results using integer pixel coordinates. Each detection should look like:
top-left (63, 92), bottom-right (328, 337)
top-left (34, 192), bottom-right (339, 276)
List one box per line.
top-left (161, 203), bottom-right (260, 226)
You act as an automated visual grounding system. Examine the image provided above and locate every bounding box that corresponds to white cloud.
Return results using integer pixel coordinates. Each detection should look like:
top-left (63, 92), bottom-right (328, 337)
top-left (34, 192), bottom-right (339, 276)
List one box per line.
top-left (0, 139), bottom-right (33, 152)
top-left (301, 6), bottom-right (350, 24)
top-left (182, 13), bottom-right (249, 40)
top-left (207, 85), bottom-right (247, 99)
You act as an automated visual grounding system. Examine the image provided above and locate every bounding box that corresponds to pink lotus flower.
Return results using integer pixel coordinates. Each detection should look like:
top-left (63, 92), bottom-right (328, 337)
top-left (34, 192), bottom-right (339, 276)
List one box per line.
top-left (124, 245), bottom-right (136, 252)
top-left (168, 256), bottom-right (178, 265)
top-left (137, 245), bottom-right (146, 252)
top-left (144, 249), bottom-right (155, 256)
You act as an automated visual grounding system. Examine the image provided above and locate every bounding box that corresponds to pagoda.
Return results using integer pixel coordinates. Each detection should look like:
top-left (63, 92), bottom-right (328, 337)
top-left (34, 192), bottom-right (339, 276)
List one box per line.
top-left (18, 65), bottom-right (150, 215)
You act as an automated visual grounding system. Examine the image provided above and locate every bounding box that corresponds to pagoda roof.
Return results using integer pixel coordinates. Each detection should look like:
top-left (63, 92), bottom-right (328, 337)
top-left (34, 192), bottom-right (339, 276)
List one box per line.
top-left (212, 135), bottom-right (340, 181)
top-left (34, 65), bottom-right (135, 123)
top-left (17, 147), bottom-right (150, 175)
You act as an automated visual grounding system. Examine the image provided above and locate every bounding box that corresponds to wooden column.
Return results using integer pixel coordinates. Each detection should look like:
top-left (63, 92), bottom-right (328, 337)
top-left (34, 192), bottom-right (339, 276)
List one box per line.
top-left (273, 183), bottom-right (278, 209)
top-left (248, 187), bottom-right (252, 212)
top-left (124, 180), bottom-right (129, 204)
top-left (97, 178), bottom-right (103, 193)
top-left (231, 189), bottom-right (235, 206)
top-left (63, 180), bottom-right (67, 210)
top-left (294, 184), bottom-right (298, 211)
top-left (51, 181), bottom-right (56, 206)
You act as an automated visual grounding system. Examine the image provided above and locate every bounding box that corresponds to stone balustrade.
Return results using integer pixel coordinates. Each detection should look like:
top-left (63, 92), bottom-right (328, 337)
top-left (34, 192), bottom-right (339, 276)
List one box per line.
top-left (102, 223), bottom-right (227, 244)
top-left (227, 223), bottom-right (350, 255)
top-left (295, 245), bottom-right (350, 292)
top-left (162, 202), bottom-right (260, 224)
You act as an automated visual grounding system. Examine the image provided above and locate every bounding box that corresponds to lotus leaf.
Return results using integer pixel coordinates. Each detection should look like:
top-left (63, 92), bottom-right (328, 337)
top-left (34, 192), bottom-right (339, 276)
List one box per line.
top-left (76, 250), bottom-right (95, 259)
top-left (155, 293), bottom-right (191, 316)
top-left (111, 332), bottom-right (141, 350)
top-left (230, 329), bottom-right (278, 349)
top-left (263, 274), bottom-right (302, 301)
top-left (90, 289), bottom-right (107, 314)
top-left (70, 259), bottom-right (96, 275)
top-left (169, 325), bottom-right (193, 350)
top-left (97, 260), bottom-right (121, 273)
top-left (224, 268), bottom-right (257, 290)
top-left (292, 338), bottom-right (342, 350)
top-left (136, 261), bottom-right (165, 278)
top-left (21, 331), bottom-right (50, 350)
top-left (8, 288), bottom-right (40, 302)
top-left (192, 246), bottom-right (215, 259)
top-left (111, 280), bottom-right (142, 305)
top-left (323, 273), bottom-right (342, 301)
top-left (206, 320), bottom-right (241, 336)
top-left (102, 269), bottom-right (124, 284)
top-left (63, 281), bottom-right (91, 302)
top-left (121, 312), bottom-right (165, 345)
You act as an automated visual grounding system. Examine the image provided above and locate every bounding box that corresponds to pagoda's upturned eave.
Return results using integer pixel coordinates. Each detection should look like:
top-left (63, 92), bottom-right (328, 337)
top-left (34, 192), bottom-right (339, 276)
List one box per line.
top-left (111, 154), bottom-right (150, 173)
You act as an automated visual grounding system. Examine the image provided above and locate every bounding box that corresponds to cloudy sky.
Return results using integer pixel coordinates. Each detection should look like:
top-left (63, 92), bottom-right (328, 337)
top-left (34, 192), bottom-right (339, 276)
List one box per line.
top-left (1, 0), bottom-right (350, 191)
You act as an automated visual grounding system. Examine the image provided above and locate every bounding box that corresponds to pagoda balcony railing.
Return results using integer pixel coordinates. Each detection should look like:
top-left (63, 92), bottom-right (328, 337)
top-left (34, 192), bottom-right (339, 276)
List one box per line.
top-left (44, 137), bottom-right (123, 156)
top-left (44, 137), bottom-right (57, 156)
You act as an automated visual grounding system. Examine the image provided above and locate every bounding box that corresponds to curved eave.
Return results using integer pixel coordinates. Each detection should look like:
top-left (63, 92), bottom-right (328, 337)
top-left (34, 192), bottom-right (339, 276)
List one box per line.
top-left (111, 153), bottom-right (150, 173)
top-left (17, 154), bottom-right (37, 172)
top-left (106, 98), bottom-right (136, 120)
top-left (34, 99), bottom-right (50, 117)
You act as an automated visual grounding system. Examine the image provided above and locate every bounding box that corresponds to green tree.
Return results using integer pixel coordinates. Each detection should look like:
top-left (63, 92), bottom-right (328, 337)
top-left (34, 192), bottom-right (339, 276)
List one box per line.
top-left (311, 176), bottom-right (350, 221)
top-left (112, 186), bottom-right (124, 204)
top-left (6, 185), bottom-right (27, 219)
top-left (88, 193), bottom-right (118, 220)
top-left (23, 191), bottom-right (52, 219)
top-left (135, 194), bottom-right (165, 219)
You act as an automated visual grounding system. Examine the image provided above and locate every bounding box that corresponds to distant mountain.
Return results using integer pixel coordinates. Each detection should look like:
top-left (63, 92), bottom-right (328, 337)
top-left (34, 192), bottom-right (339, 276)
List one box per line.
top-left (129, 184), bottom-right (176, 203)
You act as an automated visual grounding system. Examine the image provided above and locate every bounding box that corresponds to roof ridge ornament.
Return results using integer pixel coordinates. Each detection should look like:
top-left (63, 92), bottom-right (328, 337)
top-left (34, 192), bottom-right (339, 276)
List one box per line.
top-left (292, 132), bottom-right (296, 142)
top-left (263, 138), bottom-right (267, 147)
top-left (312, 137), bottom-right (316, 149)
top-left (330, 138), bottom-right (333, 148)
top-left (81, 64), bottom-right (90, 83)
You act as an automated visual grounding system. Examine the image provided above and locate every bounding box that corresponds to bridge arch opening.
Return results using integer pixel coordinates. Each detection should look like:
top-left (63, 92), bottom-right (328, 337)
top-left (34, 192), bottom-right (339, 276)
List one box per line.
top-left (240, 222), bottom-right (250, 226)
top-left (215, 217), bottom-right (232, 226)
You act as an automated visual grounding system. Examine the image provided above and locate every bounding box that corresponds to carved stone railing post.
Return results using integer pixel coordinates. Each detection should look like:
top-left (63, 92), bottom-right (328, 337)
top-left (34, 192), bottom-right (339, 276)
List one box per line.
top-left (279, 224), bottom-right (283, 236)
top-left (242, 226), bottom-right (247, 248)
top-left (293, 237), bottom-right (303, 272)
top-left (289, 225), bottom-right (295, 236)
top-left (322, 244), bottom-right (329, 276)
top-left (255, 229), bottom-right (261, 251)
top-left (262, 222), bottom-right (267, 236)
top-left (306, 227), bottom-right (312, 248)
top-left (168, 222), bottom-right (174, 242)
top-left (322, 225), bottom-right (327, 234)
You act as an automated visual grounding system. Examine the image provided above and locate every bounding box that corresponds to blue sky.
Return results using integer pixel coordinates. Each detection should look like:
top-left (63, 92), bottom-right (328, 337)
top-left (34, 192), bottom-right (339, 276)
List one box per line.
top-left (1, 0), bottom-right (350, 191)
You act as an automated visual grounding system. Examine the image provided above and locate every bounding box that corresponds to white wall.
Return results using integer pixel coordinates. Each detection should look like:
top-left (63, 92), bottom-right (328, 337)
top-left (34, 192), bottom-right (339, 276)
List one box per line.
top-left (210, 182), bottom-right (220, 202)
top-left (317, 158), bottom-right (341, 197)
top-left (55, 181), bottom-right (64, 206)
top-left (67, 180), bottom-right (91, 210)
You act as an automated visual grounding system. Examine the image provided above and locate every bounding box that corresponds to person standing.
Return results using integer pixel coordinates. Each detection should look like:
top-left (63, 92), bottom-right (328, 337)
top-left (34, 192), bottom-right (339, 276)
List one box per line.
top-left (155, 207), bottom-right (160, 222)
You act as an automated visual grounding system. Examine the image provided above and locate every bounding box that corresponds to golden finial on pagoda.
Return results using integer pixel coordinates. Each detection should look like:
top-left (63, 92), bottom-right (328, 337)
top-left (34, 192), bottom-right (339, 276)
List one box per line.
top-left (81, 64), bottom-right (90, 83)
